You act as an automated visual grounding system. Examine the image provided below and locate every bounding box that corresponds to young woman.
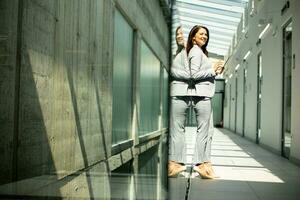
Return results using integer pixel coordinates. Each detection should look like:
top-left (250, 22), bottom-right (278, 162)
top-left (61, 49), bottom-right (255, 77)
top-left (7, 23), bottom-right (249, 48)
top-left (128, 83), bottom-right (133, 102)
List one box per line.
top-left (186, 25), bottom-right (224, 179)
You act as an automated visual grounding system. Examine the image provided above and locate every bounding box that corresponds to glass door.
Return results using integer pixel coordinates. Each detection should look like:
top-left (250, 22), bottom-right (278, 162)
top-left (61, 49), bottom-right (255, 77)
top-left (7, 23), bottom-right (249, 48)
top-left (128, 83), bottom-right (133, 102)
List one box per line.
top-left (282, 20), bottom-right (292, 159)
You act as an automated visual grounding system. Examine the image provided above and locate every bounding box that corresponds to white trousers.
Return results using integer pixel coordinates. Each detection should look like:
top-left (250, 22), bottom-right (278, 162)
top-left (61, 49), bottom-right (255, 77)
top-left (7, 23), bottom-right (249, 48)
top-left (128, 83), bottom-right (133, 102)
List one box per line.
top-left (169, 96), bottom-right (214, 164)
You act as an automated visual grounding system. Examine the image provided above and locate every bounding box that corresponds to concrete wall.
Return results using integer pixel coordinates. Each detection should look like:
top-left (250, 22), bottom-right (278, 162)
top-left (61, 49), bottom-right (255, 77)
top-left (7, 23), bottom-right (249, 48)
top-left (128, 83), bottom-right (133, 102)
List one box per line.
top-left (0, 0), bottom-right (170, 198)
top-left (223, 0), bottom-right (300, 164)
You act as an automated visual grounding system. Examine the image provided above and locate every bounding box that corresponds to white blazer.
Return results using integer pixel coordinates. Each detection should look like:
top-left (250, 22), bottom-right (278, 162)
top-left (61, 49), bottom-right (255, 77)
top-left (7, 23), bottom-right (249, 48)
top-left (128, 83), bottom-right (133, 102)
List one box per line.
top-left (188, 45), bottom-right (216, 97)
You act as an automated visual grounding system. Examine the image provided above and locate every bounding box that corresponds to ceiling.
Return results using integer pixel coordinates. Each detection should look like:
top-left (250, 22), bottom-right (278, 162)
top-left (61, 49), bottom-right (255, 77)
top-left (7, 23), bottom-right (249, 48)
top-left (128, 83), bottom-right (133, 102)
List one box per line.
top-left (172, 0), bottom-right (248, 57)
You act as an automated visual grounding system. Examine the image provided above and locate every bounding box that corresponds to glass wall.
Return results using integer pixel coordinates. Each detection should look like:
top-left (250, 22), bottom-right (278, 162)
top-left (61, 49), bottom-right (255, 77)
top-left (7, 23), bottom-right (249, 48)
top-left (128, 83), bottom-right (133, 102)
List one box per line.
top-left (139, 41), bottom-right (161, 135)
top-left (112, 10), bottom-right (134, 144)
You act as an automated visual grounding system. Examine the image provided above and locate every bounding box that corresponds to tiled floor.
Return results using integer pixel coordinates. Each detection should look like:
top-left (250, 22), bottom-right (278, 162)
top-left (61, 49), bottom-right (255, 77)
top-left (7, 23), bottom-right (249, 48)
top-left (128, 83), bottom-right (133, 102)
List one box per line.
top-left (169, 127), bottom-right (300, 200)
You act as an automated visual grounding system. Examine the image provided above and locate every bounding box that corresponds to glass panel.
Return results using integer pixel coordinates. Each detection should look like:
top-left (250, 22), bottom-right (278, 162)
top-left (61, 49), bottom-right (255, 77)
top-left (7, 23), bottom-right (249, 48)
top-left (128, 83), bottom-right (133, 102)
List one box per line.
top-left (139, 41), bottom-right (161, 135)
top-left (112, 10), bottom-right (133, 144)
top-left (162, 67), bottom-right (169, 128)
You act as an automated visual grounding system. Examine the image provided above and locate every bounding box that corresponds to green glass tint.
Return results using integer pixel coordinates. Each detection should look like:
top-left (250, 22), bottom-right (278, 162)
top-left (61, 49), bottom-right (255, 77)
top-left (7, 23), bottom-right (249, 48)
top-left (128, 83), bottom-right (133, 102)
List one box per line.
top-left (162, 67), bottom-right (169, 128)
top-left (139, 41), bottom-right (161, 135)
top-left (112, 10), bottom-right (133, 144)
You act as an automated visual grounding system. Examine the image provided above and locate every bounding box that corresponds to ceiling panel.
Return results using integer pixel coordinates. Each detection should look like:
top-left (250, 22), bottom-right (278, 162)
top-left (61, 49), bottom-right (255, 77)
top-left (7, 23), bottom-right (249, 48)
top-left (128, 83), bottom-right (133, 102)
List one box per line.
top-left (179, 16), bottom-right (237, 31)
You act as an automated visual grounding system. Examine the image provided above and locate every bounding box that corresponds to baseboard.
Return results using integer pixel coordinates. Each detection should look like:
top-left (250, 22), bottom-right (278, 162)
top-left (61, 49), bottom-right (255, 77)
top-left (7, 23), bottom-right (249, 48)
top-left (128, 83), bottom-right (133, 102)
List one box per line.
top-left (290, 156), bottom-right (300, 166)
top-left (243, 135), bottom-right (256, 143)
top-left (259, 142), bottom-right (281, 156)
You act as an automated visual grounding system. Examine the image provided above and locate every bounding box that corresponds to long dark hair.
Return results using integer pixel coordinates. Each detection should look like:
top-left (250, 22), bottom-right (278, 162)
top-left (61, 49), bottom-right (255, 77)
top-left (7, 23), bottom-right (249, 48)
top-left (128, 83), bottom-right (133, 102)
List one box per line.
top-left (186, 25), bottom-right (209, 56)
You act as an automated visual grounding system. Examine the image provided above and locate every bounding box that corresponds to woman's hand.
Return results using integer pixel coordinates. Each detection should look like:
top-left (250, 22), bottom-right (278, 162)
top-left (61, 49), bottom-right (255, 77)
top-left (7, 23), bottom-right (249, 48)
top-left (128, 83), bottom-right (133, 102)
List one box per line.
top-left (213, 60), bottom-right (224, 74)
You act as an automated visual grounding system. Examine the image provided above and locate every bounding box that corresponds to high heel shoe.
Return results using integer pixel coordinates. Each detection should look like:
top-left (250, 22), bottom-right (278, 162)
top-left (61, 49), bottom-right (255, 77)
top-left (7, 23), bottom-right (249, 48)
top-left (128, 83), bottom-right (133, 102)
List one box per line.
top-left (193, 163), bottom-right (214, 179)
top-left (204, 162), bottom-right (220, 178)
top-left (168, 161), bottom-right (187, 177)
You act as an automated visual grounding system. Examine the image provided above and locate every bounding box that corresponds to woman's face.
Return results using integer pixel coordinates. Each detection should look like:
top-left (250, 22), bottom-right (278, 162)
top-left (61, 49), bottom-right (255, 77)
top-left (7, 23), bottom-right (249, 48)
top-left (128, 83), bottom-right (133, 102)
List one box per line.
top-left (176, 27), bottom-right (185, 46)
top-left (193, 28), bottom-right (208, 47)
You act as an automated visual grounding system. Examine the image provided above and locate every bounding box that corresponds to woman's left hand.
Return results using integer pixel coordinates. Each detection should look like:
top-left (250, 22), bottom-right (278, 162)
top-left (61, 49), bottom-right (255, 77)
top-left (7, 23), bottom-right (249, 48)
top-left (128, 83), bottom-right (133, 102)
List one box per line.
top-left (215, 60), bottom-right (224, 74)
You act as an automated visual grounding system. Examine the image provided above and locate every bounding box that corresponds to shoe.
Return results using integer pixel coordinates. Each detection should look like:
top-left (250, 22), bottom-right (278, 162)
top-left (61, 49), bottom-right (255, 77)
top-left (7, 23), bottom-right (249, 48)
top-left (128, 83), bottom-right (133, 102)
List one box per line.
top-left (193, 163), bottom-right (214, 179)
top-left (204, 162), bottom-right (220, 178)
top-left (168, 161), bottom-right (186, 177)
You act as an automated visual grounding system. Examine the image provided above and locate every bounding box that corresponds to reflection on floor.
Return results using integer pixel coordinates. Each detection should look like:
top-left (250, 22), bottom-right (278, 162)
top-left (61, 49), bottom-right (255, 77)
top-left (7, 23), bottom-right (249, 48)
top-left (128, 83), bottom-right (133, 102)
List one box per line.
top-left (0, 143), bottom-right (168, 199)
top-left (169, 127), bottom-right (300, 200)
top-left (0, 172), bottom-right (166, 199)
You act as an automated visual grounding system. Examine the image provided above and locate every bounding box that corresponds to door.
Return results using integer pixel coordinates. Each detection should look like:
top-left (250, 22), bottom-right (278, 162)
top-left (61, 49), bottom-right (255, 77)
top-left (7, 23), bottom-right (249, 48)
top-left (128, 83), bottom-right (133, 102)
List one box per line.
top-left (228, 84), bottom-right (231, 129)
top-left (235, 66), bottom-right (244, 136)
top-left (256, 52), bottom-right (262, 144)
top-left (212, 79), bottom-right (225, 127)
top-left (282, 20), bottom-right (292, 159)
top-left (243, 67), bottom-right (247, 137)
top-left (234, 73), bottom-right (238, 133)
top-left (230, 79), bottom-right (236, 132)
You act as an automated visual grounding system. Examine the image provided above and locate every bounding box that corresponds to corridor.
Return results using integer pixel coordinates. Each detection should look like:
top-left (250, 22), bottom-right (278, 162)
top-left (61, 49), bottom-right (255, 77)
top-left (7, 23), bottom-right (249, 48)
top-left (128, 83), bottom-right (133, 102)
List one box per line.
top-left (169, 127), bottom-right (300, 200)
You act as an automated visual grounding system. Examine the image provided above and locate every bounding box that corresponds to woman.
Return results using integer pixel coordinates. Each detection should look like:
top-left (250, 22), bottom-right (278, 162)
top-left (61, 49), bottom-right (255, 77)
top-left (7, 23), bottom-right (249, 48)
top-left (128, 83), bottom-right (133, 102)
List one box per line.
top-left (186, 25), bottom-right (223, 179)
top-left (168, 25), bottom-right (223, 178)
